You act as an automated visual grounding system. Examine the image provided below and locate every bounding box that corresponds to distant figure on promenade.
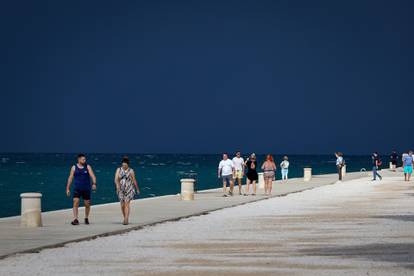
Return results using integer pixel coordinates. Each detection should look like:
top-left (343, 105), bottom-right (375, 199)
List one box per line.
top-left (372, 152), bottom-right (383, 181)
top-left (390, 150), bottom-right (399, 169)
top-left (114, 157), bottom-right (140, 225)
top-left (244, 153), bottom-right (258, 196)
top-left (280, 156), bottom-right (290, 181)
top-left (402, 151), bottom-right (413, 181)
top-left (335, 152), bottom-right (345, 181)
top-left (218, 153), bottom-right (235, 197)
top-left (66, 154), bottom-right (97, 225)
top-left (262, 154), bottom-right (276, 195)
top-left (232, 151), bottom-right (245, 195)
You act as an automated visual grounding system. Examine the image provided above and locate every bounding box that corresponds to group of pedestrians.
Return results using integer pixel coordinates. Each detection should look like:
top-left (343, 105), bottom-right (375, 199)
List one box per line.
top-left (64, 150), bottom-right (414, 226)
top-left (66, 154), bottom-right (140, 226)
top-left (218, 152), bottom-right (290, 197)
top-left (369, 151), bottom-right (413, 181)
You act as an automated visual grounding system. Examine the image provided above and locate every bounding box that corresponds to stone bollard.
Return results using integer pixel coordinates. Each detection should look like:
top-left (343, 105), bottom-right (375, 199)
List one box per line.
top-left (180, 179), bottom-right (195, 200)
top-left (304, 168), bottom-right (312, 182)
top-left (258, 172), bottom-right (265, 189)
top-left (341, 165), bottom-right (346, 178)
top-left (20, 193), bottom-right (42, 227)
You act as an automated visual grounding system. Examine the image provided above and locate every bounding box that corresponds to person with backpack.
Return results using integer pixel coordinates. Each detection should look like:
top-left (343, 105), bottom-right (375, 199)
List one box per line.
top-left (335, 152), bottom-right (345, 181)
top-left (372, 152), bottom-right (383, 181)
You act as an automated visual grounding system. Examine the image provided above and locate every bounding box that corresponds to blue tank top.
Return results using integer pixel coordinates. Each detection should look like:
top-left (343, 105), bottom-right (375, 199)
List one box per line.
top-left (73, 164), bottom-right (91, 190)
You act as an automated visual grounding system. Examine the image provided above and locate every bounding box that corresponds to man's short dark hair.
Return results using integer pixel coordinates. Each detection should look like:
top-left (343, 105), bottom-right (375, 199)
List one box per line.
top-left (121, 156), bottom-right (130, 164)
top-left (77, 153), bottom-right (86, 159)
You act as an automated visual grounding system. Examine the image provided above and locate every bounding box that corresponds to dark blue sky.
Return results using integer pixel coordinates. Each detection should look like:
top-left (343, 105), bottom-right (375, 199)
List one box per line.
top-left (1, 0), bottom-right (413, 154)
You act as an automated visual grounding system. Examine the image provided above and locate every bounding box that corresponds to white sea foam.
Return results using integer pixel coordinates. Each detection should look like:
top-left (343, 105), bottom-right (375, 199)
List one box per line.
top-left (176, 161), bottom-right (192, 166)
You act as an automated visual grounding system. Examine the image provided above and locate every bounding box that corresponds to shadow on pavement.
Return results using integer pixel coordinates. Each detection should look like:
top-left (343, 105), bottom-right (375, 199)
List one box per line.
top-left (300, 243), bottom-right (414, 269)
top-left (372, 215), bottom-right (414, 222)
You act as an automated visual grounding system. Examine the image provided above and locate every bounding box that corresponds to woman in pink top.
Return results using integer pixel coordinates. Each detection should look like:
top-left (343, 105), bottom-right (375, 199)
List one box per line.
top-left (261, 154), bottom-right (276, 195)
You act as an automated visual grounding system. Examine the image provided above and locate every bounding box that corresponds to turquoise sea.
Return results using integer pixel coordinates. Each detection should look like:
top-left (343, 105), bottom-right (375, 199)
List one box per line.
top-left (0, 153), bottom-right (384, 218)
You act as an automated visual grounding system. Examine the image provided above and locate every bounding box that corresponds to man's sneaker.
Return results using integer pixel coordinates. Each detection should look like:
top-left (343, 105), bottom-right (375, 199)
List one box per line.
top-left (228, 191), bottom-right (233, 196)
top-left (71, 219), bottom-right (79, 225)
top-left (222, 194), bottom-right (228, 197)
top-left (84, 218), bottom-right (90, 225)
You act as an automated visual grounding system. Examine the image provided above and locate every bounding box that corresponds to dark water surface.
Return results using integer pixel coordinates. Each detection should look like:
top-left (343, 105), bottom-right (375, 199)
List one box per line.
top-left (0, 153), bottom-right (379, 218)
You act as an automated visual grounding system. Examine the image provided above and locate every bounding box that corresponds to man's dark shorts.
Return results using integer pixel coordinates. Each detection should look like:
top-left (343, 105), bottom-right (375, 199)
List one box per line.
top-left (73, 189), bottom-right (91, 200)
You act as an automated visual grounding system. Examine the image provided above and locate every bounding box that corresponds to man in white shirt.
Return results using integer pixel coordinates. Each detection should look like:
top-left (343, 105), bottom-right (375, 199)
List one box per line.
top-left (232, 151), bottom-right (245, 195)
top-left (218, 153), bottom-right (235, 196)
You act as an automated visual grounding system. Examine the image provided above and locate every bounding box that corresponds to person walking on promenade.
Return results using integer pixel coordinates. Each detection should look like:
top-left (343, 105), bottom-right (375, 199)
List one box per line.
top-left (372, 152), bottom-right (383, 181)
top-left (402, 151), bottom-right (413, 181)
top-left (114, 156), bottom-right (140, 225)
top-left (232, 151), bottom-right (245, 195)
top-left (335, 152), bottom-right (345, 181)
top-left (262, 154), bottom-right (276, 196)
top-left (66, 154), bottom-right (97, 225)
top-left (390, 150), bottom-right (399, 170)
top-left (218, 153), bottom-right (235, 197)
top-left (244, 153), bottom-right (258, 196)
top-left (280, 156), bottom-right (290, 181)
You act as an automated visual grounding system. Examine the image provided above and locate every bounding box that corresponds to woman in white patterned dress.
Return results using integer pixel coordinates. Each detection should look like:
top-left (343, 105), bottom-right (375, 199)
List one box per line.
top-left (114, 157), bottom-right (140, 225)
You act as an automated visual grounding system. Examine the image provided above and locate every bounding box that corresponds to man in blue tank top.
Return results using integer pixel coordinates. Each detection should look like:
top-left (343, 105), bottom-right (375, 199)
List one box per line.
top-left (66, 154), bottom-right (97, 225)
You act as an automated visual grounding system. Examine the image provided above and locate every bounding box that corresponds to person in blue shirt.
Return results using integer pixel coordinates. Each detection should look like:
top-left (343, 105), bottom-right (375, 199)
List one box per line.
top-left (66, 154), bottom-right (97, 225)
top-left (403, 151), bottom-right (413, 182)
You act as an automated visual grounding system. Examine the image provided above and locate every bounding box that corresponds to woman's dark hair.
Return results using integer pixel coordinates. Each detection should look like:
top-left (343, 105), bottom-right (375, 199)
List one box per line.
top-left (121, 156), bottom-right (130, 165)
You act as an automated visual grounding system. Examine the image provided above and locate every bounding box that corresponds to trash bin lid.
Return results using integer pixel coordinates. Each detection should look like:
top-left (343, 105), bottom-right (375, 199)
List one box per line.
top-left (180, 178), bottom-right (195, 182)
top-left (20, 192), bottom-right (42, 198)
